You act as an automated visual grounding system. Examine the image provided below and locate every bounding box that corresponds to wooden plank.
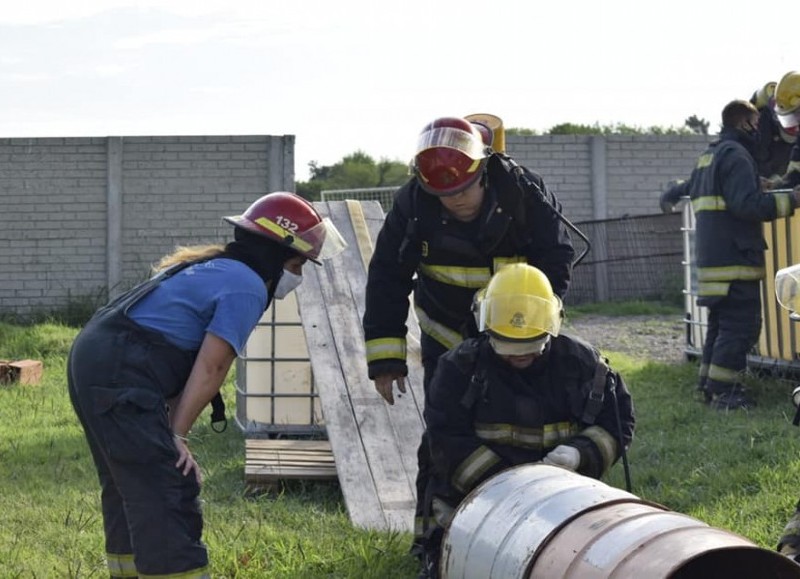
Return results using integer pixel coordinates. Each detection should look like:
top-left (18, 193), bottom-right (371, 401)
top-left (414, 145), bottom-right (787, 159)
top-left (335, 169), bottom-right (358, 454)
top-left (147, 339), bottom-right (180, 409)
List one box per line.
top-left (248, 453), bottom-right (335, 463)
top-left (295, 260), bottom-right (386, 529)
top-left (347, 201), bottom-right (424, 485)
top-left (245, 467), bottom-right (337, 481)
top-left (244, 439), bottom-right (338, 484)
top-left (294, 201), bottom-right (418, 531)
top-left (246, 439), bottom-right (332, 452)
top-left (313, 201), bottom-right (417, 529)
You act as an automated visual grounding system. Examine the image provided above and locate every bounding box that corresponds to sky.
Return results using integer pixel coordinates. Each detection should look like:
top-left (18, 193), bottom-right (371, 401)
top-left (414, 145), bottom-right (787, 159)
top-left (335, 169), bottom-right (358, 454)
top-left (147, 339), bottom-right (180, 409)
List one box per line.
top-left (0, 0), bottom-right (796, 182)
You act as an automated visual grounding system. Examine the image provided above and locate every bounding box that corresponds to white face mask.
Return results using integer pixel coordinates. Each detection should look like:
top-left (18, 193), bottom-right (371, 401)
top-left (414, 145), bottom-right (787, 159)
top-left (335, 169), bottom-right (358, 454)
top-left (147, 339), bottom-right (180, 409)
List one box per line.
top-left (273, 270), bottom-right (303, 299)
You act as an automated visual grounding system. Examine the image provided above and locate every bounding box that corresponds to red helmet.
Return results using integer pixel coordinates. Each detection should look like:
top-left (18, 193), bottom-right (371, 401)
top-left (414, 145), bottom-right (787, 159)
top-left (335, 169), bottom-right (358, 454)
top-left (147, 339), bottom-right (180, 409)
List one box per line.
top-left (223, 192), bottom-right (346, 264)
top-left (413, 116), bottom-right (490, 197)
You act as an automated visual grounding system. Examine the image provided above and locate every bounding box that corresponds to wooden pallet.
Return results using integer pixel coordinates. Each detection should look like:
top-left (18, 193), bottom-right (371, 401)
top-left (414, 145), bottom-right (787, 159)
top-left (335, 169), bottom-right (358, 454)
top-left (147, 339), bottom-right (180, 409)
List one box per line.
top-left (245, 439), bottom-right (337, 485)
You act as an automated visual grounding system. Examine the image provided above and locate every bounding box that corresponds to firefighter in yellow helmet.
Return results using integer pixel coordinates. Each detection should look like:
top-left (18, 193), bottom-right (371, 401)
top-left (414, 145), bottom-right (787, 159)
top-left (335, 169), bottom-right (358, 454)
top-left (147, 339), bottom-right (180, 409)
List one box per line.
top-left (417, 264), bottom-right (635, 579)
top-left (750, 80), bottom-right (795, 180)
top-left (768, 71), bottom-right (800, 189)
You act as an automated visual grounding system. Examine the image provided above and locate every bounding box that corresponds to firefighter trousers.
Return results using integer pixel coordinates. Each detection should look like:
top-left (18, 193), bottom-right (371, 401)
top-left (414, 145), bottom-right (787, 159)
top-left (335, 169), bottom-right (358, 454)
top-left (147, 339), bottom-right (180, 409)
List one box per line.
top-left (67, 308), bottom-right (209, 578)
top-left (698, 280), bottom-right (762, 395)
top-left (412, 335), bottom-right (448, 557)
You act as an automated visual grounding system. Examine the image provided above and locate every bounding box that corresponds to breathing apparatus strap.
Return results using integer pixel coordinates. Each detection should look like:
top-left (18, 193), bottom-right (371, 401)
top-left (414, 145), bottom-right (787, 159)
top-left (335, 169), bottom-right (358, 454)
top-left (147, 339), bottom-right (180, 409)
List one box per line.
top-left (607, 369), bottom-right (633, 492)
top-left (581, 358), bottom-right (609, 425)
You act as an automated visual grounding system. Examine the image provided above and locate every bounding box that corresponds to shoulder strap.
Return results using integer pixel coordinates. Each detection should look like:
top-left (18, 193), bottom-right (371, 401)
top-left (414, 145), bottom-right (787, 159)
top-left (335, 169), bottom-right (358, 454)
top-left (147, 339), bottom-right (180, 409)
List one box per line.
top-left (456, 339), bottom-right (489, 410)
top-left (581, 356), bottom-right (610, 425)
top-left (397, 185), bottom-right (443, 264)
top-left (487, 154), bottom-right (528, 228)
top-left (124, 258), bottom-right (229, 433)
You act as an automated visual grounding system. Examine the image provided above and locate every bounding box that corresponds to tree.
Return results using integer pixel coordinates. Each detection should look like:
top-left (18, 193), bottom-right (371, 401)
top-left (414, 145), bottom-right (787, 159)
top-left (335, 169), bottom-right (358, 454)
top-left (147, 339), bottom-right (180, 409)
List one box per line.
top-left (546, 122), bottom-right (691, 135)
top-left (505, 127), bottom-right (540, 136)
top-left (296, 120), bottom-right (698, 198)
top-left (684, 115), bottom-right (710, 135)
top-left (296, 151), bottom-right (408, 200)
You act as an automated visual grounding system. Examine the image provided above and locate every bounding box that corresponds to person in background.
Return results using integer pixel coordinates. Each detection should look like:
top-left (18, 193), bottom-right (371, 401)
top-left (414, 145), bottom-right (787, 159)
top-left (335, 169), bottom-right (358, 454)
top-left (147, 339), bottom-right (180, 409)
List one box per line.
top-left (418, 263), bottom-right (635, 578)
top-left (659, 100), bottom-right (800, 410)
top-left (362, 115), bottom-right (576, 561)
top-left (67, 192), bottom-right (345, 579)
top-left (765, 71), bottom-right (800, 190)
top-left (750, 80), bottom-right (794, 182)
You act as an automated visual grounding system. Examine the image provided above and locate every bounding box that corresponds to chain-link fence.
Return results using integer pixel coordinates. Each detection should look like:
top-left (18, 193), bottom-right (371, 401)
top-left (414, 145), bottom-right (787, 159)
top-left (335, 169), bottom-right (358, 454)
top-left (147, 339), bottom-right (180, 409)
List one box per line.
top-left (566, 213), bottom-right (684, 306)
top-left (321, 186), bottom-right (398, 213)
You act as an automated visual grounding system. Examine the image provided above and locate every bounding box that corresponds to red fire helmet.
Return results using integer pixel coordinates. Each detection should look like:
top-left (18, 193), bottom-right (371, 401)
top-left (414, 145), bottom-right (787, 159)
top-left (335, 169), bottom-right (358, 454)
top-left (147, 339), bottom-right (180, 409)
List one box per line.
top-left (223, 192), bottom-right (346, 264)
top-left (413, 116), bottom-right (491, 197)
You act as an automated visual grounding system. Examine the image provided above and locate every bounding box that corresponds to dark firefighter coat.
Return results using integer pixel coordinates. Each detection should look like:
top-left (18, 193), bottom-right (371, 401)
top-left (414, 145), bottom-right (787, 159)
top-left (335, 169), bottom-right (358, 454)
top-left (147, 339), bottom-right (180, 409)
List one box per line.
top-left (754, 105), bottom-right (794, 179)
top-left (363, 154), bottom-right (575, 381)
top-left (663, 128), bottom-right (795, 298)
top-left (424, 333), bottom-right (635, 526)
top-left (782, 140), bottom-right (800, 189)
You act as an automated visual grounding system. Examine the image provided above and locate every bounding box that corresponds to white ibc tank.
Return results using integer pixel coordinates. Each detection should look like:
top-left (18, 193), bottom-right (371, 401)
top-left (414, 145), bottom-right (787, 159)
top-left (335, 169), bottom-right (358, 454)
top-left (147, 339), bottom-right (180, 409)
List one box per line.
top-left (235, 292), bottom-right (323, 435)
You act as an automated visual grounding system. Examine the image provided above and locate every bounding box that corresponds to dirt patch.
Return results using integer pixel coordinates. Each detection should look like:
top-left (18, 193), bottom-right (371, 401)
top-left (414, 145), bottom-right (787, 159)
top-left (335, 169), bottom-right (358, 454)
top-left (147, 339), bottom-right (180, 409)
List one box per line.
top-left (563, 314), bottom-right (687, 364)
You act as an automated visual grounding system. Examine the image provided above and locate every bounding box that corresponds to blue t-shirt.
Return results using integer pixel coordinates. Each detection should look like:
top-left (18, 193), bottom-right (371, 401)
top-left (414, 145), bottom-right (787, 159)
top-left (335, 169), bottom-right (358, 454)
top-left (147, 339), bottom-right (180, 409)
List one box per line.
top-left (128, 258), bottom-right (267, 356)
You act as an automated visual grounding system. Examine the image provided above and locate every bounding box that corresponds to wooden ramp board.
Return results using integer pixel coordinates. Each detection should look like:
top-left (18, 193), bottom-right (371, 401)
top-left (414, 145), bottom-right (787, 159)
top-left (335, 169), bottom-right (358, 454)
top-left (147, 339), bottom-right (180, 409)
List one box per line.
top-left (295, 200), bottom-right (425, 532)
top-left (245, 439), bottom-right (337, 484)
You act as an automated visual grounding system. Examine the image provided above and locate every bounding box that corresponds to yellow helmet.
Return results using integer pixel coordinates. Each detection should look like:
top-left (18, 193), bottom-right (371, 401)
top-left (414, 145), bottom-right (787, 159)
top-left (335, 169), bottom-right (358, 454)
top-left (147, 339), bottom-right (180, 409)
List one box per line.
top-left (481, 263), bottom-right (562, 346)
top-left (775, 71), bottom-right (800, 132)
top-left (751, 81), bottom-right (777, 110)
top-left (465, 113), bottom-right (506, 154)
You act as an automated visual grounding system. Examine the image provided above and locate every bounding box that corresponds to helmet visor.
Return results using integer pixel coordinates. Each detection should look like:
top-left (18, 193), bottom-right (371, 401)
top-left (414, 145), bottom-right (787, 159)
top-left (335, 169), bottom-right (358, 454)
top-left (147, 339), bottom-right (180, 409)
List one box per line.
top-left (776, 107), bottom-right (800, 130)
top-left (296, 217), bottom-right (348, 263)
top-left (481, 293), bottom-right (562, 339)
top-left (490, 334), bottom-right (550, 356)
top-left (776, 264), bottom-right (800, 318)
top-left (417, 126), bottom-right (488, 161)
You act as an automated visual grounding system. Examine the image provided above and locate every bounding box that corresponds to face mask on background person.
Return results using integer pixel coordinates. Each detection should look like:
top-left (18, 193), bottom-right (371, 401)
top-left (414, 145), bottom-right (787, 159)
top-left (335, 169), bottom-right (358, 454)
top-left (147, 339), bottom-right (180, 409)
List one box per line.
top-left (273, 270), bottom-right (303, 299)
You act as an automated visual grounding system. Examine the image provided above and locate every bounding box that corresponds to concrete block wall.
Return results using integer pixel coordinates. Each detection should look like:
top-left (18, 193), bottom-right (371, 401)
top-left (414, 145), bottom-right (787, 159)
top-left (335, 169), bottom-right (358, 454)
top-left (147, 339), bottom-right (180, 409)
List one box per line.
top-left (505, 135), bottom-right (595, 222)
top-left (0, 137), bottom-right (109, 316)
top-left (0, 135), bottom-right (294, 317)
top-left (1, 132), bottom-right (713, 317)
top-left (506, 134), bottom-right (713, 222)
top-left (605, 135), bottom-right (712, 218)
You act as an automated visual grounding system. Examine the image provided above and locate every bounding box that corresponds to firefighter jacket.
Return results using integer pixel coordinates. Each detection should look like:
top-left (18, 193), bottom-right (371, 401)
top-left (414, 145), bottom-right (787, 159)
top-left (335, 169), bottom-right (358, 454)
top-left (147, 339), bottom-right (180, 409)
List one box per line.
top-left (363, 154), bottom-right (575, 380)
top-left (782, 140), bottom-right (800, 189)
top-left (424, 333), bottom-right (634, 516)
top-left (754, 105), bottom-right (793, 179)
top-left (680, 128), bottom-right (796, 297)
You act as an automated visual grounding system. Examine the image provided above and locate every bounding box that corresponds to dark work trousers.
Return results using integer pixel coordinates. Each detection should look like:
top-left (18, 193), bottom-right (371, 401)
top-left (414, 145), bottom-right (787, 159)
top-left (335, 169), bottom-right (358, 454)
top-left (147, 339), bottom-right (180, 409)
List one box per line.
top-left (412, 334), bottom-right (449, 557)
top-left (67, 270), bottom-right (209, 578)
top-left (698, 280), bottom-right (762, 395)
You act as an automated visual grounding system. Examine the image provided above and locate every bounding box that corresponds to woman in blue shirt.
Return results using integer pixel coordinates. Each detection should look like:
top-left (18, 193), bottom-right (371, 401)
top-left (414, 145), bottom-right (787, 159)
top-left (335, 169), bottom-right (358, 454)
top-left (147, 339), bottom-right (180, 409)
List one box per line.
top-left (67, 192), bottom-right (345, 579)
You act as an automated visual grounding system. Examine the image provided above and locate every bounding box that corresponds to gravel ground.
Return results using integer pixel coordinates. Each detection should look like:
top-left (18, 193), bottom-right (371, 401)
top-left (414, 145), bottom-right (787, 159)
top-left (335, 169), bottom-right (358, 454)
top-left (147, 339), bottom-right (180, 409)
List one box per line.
top-left (563, 314), bottom-right (687, 364)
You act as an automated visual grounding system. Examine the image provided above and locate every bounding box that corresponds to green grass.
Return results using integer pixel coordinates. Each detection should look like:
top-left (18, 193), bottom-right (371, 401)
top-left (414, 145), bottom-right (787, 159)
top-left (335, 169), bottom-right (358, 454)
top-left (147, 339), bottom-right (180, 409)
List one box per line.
top-left (2, 308), bottom-right (800, 577)
top-left (567, 299), bottom-right (684, 317)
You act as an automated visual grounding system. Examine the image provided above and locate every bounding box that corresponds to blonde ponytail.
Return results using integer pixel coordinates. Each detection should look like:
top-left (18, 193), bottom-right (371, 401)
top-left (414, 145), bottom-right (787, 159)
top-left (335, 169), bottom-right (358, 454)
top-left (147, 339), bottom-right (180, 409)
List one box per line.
top-left (152, 244), bottom-right (225, 273)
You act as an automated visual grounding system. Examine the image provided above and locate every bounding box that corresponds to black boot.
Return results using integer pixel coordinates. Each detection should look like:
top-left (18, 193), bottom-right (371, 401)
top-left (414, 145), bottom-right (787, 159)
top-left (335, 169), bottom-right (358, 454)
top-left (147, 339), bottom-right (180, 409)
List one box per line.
top-left (710, 386), bottom-right (755, 411)
top-left (417, 551), bottom-right (440, 579)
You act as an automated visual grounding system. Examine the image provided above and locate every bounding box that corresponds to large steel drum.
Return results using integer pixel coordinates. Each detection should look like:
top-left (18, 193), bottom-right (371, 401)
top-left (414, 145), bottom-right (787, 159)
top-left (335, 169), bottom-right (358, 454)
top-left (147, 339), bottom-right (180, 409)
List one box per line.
top-left (440, 464), bottom-right (800, 578)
